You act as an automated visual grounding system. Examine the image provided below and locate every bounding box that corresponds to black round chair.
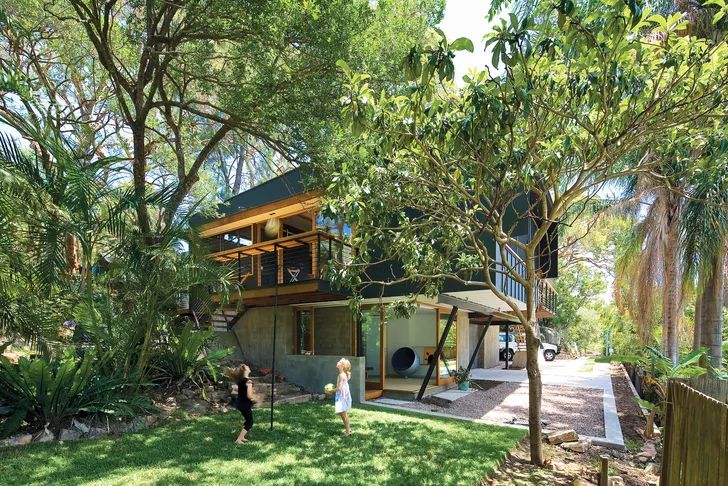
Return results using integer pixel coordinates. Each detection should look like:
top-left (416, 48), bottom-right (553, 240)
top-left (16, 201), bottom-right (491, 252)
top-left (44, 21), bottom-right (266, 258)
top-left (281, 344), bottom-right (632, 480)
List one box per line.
top-left (391, 347), bottom-right (421, 377)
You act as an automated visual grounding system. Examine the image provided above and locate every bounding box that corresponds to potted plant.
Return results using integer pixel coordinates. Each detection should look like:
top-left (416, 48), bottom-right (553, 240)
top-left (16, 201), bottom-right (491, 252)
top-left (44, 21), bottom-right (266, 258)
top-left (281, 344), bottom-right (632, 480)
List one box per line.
top-left (453, 366), bottom-right (471, 391)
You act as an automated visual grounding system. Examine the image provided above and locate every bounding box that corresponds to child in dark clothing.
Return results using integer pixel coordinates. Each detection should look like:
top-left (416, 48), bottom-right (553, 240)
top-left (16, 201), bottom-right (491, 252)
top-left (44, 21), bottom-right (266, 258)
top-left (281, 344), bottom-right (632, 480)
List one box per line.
top-left (226, 364), bottom-right (255, 444)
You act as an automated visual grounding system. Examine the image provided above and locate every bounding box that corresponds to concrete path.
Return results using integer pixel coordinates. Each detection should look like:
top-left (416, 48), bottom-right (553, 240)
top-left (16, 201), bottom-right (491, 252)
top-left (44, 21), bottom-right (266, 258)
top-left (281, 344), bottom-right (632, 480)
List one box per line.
top-left (471, 358), bottom-right (624, 448)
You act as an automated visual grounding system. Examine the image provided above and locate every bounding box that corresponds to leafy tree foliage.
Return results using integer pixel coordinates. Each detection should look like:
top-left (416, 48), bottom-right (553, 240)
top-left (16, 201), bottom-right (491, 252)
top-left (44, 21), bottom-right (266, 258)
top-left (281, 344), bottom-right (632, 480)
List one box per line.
top-left (324, 1), bottom-right (728, 464)
top-left (0, 0), bottom-right (443, 233)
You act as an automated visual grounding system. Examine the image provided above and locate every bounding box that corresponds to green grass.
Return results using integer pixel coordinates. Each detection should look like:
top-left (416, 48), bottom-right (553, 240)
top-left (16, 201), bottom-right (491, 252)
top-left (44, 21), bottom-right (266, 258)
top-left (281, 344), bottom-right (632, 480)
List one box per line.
top-left (0, 402), bottom-right (524, 486)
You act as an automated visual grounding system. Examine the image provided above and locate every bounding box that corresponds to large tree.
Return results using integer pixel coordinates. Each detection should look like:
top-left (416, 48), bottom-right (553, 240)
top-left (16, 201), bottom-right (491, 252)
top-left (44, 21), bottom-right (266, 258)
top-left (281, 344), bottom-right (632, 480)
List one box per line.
top-left (321, 2), bottom-right (728, 465)
top-left (1, 0), bottom-right (444, 234)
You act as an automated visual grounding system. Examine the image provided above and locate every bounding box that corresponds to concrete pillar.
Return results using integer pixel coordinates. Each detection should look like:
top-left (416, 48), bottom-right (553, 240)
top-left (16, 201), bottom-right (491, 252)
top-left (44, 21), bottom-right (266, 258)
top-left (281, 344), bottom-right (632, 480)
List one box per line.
top-left (456, 310), bottom-right (470, 369)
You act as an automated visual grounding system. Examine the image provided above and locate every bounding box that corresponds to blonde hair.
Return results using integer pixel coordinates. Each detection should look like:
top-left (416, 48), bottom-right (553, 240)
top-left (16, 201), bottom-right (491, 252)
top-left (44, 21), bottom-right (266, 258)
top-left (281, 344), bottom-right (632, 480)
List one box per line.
top-left (338, 358), bottom-right (351, 380)
top-left (224, 364), bottom-right (251, 381)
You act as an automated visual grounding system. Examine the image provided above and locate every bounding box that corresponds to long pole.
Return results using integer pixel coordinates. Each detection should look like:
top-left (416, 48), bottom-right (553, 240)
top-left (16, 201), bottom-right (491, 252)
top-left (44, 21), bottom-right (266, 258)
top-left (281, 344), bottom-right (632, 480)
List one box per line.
top-left (270, 247), bottom-right (278, 430)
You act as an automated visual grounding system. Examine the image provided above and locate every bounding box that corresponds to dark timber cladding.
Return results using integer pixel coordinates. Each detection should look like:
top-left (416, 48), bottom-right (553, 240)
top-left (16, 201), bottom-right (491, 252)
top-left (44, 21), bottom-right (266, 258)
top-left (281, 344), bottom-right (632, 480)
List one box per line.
top-left (190, 167), bottom-right (306, 227)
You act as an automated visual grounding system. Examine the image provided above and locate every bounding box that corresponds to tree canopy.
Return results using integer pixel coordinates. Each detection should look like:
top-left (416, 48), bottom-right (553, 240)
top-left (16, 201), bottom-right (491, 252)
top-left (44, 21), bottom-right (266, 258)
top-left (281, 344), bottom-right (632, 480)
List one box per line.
top-left (322, 0), bottom-right (728, 464)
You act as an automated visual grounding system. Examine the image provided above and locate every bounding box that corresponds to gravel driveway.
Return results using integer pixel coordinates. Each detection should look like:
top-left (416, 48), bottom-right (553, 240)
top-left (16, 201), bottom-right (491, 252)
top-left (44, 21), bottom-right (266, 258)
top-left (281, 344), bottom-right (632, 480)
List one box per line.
top-left (398, 380), bottom-right (605, 437)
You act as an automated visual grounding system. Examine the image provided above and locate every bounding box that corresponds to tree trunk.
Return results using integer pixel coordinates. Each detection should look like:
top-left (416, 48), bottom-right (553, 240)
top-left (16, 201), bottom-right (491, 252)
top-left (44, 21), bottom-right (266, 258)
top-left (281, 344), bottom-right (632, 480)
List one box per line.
top-left (64, 233), bottom-right (80, 274)
top-left (524, 320), bottom-right (544, 465)
top-left (132, 126), bottom-right (152, 237)
top-left (693, 289), bottom-right (703, 351)
top-left (701, 248), bottom-right (725, 368)
top-left (662, 199), bottom-right (682, 364)
top-left (232, 147), bottom-right (245, 194)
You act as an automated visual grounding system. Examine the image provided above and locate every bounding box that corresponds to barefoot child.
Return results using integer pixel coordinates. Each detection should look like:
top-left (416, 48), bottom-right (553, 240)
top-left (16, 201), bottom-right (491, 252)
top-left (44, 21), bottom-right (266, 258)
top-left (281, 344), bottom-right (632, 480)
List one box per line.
top-left (227, 364), bottom-right (255, 444)
top-left (335, 358), bottom-right (352, 435)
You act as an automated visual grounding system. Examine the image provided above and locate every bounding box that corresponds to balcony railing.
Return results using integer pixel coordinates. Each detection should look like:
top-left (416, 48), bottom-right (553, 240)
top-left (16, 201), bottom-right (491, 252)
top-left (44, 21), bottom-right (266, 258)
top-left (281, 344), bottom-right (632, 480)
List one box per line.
top-left (496, 244), bottom-right (557, 315)
top-left (207, 230), bottom-right (353, 289)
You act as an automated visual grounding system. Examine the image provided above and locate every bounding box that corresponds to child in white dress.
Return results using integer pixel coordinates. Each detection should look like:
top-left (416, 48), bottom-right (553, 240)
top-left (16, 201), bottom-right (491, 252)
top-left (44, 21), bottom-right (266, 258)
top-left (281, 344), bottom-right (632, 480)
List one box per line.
top-left (335, 358), bottom-right (352, 436)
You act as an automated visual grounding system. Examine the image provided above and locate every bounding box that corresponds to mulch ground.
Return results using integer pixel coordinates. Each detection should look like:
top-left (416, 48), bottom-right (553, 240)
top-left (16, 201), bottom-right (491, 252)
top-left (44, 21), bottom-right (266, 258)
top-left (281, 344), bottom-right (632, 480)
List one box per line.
top-left (610, 363), bottom-right (648, 447)
top-left (484, 364), bottom-right (659, 486)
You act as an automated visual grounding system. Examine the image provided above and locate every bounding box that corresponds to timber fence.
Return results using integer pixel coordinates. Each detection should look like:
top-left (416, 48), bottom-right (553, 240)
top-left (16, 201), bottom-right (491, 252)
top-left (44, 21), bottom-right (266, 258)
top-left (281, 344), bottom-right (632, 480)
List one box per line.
top-left (660, 378), bottom-right (728, 485)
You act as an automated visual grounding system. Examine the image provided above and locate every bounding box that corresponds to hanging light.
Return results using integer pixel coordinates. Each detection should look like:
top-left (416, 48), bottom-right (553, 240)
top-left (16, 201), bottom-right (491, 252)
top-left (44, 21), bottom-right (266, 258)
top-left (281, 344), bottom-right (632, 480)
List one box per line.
top-left (264, 216), bottom-right (280, 237)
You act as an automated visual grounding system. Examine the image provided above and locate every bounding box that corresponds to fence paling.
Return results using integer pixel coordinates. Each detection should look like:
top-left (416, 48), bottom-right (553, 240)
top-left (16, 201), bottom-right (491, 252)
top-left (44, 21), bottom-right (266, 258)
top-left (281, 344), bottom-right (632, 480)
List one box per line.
top-left (660, 380), bottom-right (728, 486)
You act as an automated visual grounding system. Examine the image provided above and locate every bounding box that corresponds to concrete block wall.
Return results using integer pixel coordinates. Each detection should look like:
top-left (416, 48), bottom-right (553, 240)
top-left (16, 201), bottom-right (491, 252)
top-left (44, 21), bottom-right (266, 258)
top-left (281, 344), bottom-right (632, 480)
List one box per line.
top-left (232, 306), bottom-right (294, 374)
top-left (285, 355), bottom-right (365, 403)
top-left (313, 307), bottom-right (353, 356)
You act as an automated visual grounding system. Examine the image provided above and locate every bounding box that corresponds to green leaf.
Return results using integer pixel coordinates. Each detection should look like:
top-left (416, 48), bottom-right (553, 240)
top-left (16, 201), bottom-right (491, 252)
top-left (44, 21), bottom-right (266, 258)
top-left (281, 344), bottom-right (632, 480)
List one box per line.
top-left (336, 60), bottom-right (352, 77)
top-left (450, 37), bottom-right (474, 53)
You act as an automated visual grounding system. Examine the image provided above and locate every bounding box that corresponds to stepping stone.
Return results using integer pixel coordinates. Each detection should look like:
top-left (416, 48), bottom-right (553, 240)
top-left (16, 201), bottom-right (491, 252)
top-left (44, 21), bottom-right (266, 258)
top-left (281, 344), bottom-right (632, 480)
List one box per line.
top-left (432, 390), bottom-right (474, 402)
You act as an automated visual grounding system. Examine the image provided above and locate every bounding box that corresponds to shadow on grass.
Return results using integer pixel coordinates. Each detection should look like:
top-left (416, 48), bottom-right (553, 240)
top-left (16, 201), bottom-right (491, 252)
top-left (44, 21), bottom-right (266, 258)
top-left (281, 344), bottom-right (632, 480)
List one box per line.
top-left (0, 402), bottom-right (524, 486)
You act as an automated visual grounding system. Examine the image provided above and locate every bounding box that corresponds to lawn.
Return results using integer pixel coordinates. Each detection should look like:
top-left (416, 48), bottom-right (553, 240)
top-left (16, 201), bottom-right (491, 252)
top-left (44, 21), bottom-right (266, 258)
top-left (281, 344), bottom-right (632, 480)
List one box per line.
top-left (0, 402), bottom-right (524, 486)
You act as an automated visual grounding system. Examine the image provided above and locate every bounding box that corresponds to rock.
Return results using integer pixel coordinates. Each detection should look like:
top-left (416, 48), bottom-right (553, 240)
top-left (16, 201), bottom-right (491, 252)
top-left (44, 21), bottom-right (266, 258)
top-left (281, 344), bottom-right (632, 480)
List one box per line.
top-left (644, 463), bottom-right (659, 475)
top-left (144, 415), bottom-right (158, 427)
top-left (180, 398), bottom-right (210, 415)
top-left (9, 434), bottom-right (33, 446)
top-left (33, 426), bottom-right (55, 443)
top-left (59, 428), bottom-right (82, 441)
top-left (210, 390), bottom-right (229, 403)
top-left (562, 438), bottom-right (592, 453)
top-left (86, 427), bottom-right (108, 439)
top-left (546, 429), bottom-right (579, 445)
top-left (607, 477), bottom-right (624, 486)
top-left (71, 418), bottom-right (91, 434)
top-left (638, 442), bottom-right (657, 461)
top-left (573, 479), bottom-right (596, 486)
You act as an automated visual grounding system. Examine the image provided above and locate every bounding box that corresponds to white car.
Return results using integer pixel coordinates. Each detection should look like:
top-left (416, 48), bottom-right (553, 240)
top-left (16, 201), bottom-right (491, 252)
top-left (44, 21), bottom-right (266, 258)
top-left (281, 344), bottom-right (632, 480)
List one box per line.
top-left (499, 332), bottom-right (560, 362)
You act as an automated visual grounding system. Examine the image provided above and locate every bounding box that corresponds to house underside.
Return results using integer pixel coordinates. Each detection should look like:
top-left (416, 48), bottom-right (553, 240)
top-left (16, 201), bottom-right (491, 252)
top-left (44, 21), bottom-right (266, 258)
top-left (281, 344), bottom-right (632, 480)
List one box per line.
top-left (190, 167), bottom-right (557, 402)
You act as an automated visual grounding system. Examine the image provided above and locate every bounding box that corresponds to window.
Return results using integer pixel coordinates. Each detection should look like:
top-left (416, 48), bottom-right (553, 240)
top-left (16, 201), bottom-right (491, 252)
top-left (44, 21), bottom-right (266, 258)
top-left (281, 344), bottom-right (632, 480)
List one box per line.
top-left (295, 310), bottom-right (313, 355)
top-left (439, 313), bottom-right (457, 378)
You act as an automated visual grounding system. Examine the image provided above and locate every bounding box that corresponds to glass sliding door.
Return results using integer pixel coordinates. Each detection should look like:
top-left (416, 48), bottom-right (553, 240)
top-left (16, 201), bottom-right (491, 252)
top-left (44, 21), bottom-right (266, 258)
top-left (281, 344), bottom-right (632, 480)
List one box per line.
top-left (439, 312), bottom-right (457, 381)
top-left (361, 310), bottom-right (383, 390)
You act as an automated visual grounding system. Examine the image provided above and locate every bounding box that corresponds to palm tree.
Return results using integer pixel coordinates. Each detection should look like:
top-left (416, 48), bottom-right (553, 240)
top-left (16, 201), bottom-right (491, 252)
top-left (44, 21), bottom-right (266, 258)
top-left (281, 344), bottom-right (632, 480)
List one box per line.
top-left (614, 176), bottom-right (684, 363)
top-left (681, 152), bottom-right (728, 369)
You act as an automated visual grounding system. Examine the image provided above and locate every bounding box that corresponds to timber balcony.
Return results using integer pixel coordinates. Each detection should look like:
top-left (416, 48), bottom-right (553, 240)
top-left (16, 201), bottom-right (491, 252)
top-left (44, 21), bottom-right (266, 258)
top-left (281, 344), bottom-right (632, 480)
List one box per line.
top-left (206, 230), bottom-right (354, 304)
top-left (497, 245), bottom-right (557, 317)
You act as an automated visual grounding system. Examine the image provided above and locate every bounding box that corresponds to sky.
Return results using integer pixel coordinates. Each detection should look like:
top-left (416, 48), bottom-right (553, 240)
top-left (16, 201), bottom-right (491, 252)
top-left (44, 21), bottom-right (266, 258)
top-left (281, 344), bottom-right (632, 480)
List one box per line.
top-left (438, 0), bottom-right (505, 81)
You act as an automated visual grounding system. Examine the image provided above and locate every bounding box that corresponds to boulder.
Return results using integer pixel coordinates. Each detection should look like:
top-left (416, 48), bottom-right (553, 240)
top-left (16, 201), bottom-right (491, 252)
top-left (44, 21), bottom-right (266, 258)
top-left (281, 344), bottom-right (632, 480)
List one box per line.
top-left (546, 429), bottom-right (579, 445)
top-left (9, 434), bottom-right (33, 446)
top-left (210, 390), bottom-right (229, 403)
top-left (562, 438), bottom-right (592, 453)
top-left (86, 427), bottom-right (109, 439)
top-left (573, 479), bottom-right (596, 486)
top-left (33, 427), bottom-right (55, 443)
top-left (180, 398), bottom-right (210, 415)
top-left (59, 428), bottom-right (82, 441)
top-left (71, 418), bottom-right (91, 434)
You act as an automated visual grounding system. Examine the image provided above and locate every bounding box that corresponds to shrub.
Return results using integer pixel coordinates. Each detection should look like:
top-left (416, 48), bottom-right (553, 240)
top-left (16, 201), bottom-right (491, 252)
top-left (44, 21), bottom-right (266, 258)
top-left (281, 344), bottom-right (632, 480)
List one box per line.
top-left (0, 350), bottom-right (153, 437)
top-left (151, 323), bottom-right (230, 393)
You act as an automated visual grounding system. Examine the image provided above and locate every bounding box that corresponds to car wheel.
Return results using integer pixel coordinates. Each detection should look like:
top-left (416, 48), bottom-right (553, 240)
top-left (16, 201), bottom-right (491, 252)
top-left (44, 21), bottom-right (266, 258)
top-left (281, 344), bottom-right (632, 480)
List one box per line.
top-left (507, 349), bottom-right (514, 361)
top-left (543, 350), bottom-right (556, 361)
